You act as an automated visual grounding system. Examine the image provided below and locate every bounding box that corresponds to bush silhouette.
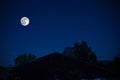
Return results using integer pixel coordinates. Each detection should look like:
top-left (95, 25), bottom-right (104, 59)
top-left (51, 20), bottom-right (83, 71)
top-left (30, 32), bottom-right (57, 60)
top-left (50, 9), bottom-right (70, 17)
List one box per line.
top-left (14, 53), bottom-right (36, 66)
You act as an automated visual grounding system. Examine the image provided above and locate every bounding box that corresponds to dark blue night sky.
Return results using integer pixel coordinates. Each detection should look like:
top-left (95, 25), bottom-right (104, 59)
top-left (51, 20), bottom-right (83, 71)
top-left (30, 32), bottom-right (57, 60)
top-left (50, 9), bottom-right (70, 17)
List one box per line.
top-left (0, 0), bottom-right (120, 66)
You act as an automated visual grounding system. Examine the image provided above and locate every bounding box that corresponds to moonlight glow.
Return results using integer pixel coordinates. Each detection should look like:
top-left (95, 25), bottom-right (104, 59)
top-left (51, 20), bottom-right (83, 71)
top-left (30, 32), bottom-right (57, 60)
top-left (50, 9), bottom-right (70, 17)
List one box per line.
top-left (20, 17), bottom-right (30, 26)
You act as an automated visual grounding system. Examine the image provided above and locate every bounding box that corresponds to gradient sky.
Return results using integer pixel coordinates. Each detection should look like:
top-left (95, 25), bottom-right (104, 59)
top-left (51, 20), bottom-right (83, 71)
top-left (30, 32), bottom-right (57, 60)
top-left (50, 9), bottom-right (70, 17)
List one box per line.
top-left (0, 0), bottom-right (120, 66)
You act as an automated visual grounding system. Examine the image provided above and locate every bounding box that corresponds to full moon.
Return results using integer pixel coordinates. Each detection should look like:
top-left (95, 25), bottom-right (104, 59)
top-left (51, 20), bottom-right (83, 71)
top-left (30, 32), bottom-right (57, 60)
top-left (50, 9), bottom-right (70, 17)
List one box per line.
top-left (20, 17), bottom-right (30, 26)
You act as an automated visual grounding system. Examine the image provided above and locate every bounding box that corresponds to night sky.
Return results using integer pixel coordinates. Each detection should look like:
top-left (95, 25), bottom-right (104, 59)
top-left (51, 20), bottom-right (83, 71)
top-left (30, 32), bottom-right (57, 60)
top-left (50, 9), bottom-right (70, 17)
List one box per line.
top-left (0, 0), bottom-right (120, 66)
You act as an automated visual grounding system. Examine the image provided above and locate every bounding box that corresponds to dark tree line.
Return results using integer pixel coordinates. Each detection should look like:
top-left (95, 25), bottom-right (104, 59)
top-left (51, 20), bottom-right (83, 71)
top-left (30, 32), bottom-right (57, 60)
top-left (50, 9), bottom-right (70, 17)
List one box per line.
top-left (12, 41), bottom-right (120, 79)
top-left (14, 41), bottom-right (97, 66)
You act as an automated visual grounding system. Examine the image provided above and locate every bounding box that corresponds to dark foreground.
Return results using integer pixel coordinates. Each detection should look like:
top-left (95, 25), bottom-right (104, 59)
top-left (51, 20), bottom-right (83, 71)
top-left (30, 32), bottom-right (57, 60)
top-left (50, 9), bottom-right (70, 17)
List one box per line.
top-left (0, 53), bottom-right (120, 80)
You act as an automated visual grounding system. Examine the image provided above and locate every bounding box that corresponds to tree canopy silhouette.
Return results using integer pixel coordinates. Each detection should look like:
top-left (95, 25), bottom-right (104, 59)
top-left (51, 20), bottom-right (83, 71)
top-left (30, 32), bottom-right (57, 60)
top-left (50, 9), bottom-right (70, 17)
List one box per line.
top-left (14, 53), bottom-right (36, 66)
top-left (63, 41), bottom-right (97, 63)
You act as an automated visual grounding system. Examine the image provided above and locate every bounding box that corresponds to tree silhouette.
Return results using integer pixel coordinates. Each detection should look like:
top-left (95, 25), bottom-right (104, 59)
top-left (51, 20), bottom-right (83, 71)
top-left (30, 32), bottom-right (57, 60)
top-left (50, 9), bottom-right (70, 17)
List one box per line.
top-left (63, 41), bottom-right (97, 63)
top-left (14, 53), bottom-right (36, 66)
top-left (88, 51), bottom-right (97, 63)
top-left (62, 41), bottom-right (98, 79)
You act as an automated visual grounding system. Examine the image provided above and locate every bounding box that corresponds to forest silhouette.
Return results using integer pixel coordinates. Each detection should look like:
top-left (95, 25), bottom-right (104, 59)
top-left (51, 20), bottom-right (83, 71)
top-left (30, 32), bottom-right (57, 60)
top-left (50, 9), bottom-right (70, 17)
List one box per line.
top-left (0, 41), bottom-right (120, 80)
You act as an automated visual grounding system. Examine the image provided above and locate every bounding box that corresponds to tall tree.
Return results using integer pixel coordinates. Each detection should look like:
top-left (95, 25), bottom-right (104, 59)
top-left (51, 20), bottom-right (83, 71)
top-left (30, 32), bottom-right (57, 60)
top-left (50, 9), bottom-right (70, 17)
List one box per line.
top-left (63, 41), bottom-right (97, 63)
